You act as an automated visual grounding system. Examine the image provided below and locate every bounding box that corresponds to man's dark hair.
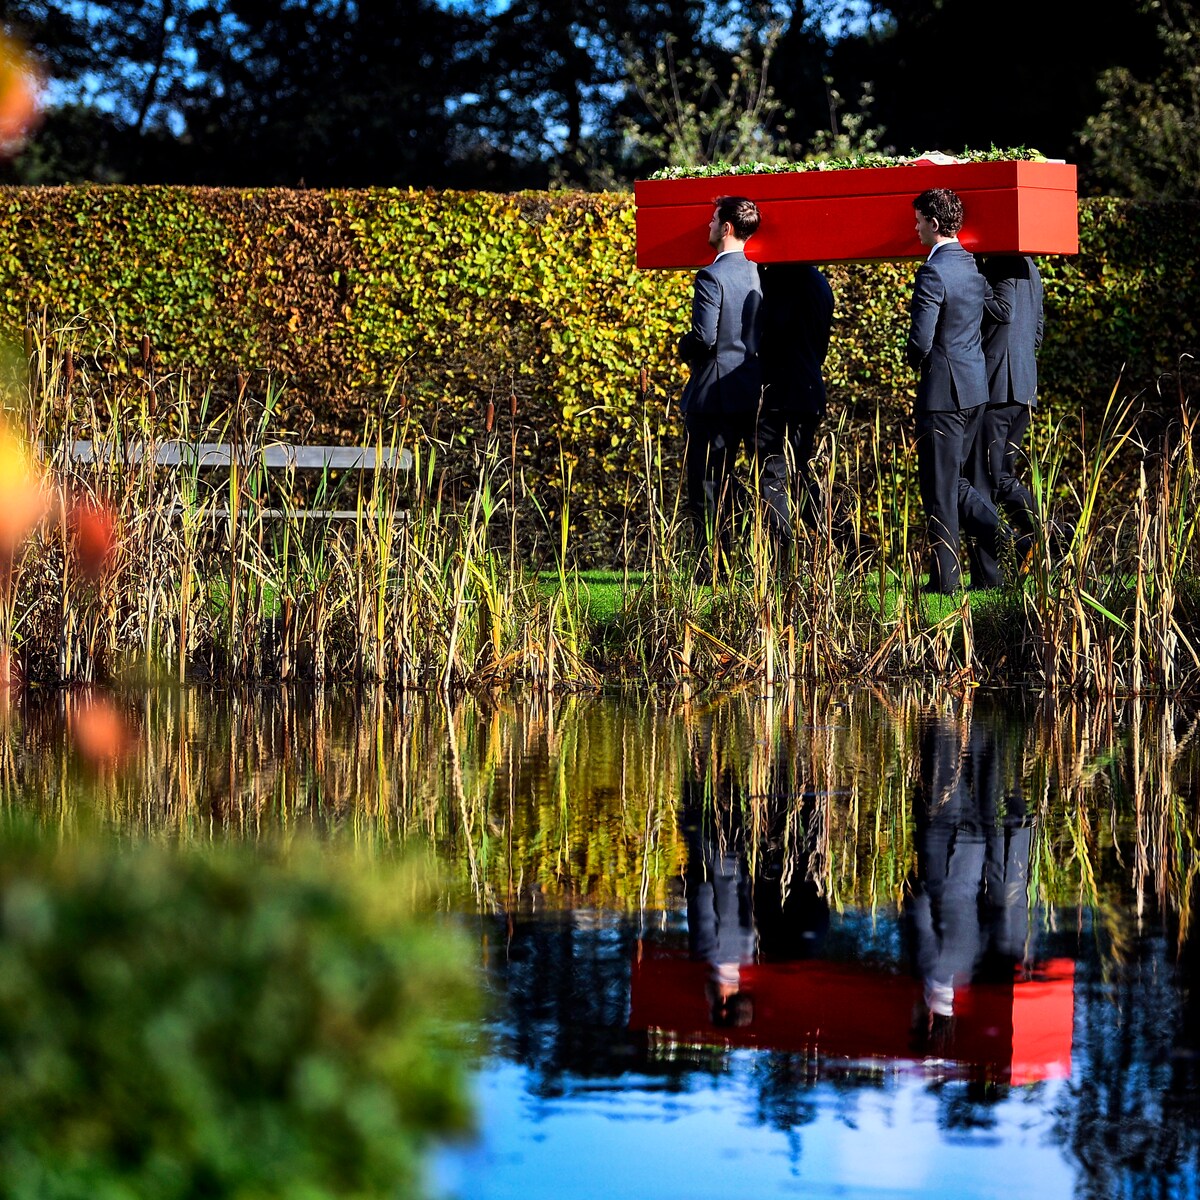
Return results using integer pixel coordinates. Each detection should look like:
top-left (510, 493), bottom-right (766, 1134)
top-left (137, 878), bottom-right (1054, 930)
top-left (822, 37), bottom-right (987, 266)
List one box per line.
top-left (912, 188), bottom-right (965, 237)
top-left (711, 990), bottom-right (755, 1028)
top-left (713, 195), bottom-right (761, 241)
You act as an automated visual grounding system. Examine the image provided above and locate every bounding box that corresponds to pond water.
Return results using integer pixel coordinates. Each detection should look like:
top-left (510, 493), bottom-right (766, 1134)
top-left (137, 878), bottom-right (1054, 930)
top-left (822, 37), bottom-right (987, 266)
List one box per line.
top-left (3, 685), bottom-right (1199, 1199)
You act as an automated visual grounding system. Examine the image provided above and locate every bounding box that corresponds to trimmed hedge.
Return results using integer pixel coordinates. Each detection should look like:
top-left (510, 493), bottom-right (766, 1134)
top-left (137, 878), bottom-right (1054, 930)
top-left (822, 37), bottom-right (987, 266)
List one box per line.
top-left (0, 186), bottom-right (1196, 555)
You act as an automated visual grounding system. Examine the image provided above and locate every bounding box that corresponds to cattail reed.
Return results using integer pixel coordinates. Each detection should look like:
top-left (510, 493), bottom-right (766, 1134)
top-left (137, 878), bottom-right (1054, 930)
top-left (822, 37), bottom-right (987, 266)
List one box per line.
top-left (3, 321), bottom-right (1196, 693)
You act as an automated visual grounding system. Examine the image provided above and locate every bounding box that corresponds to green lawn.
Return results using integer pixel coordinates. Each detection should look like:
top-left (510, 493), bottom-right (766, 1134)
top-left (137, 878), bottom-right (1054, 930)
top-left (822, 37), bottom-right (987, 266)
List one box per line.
top-left (537, 570), bottom-right (640, 622)
top-left (538, 568), bottom-right (1026, 626)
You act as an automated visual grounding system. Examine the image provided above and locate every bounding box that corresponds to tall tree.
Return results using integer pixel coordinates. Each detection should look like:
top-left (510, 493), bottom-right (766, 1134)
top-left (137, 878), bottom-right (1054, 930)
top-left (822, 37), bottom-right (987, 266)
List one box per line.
top-left (621, 22), bottom-right (798, 171)
top-left (1, 0), bottom-right (198, 180)
top-left (456, 0), bottom-right (716, 186)
top-left (2, 0), bottom-right (488, 185)
top-left (177, 0), bottom-right (485, 186)
top-left (1078, 0), bottom-right (1200, 198)
top-left (767, 1), bottom-right (858, 158)
top-left (824, 0), bottom-right (1162, 165)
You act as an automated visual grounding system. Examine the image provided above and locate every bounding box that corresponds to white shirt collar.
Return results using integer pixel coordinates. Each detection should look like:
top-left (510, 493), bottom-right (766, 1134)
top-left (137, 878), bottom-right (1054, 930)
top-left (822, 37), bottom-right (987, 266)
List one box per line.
top-left (712, 248), bottom-right (743, 262)
top-left (927, 237), bottom-right (960, 261)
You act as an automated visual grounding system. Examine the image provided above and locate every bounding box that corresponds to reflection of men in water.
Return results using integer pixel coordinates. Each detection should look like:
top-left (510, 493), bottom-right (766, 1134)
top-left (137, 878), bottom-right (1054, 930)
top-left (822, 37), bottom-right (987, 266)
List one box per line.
top-left (682, 776), bottom-right (757, 1027)
top-left (681, 736), bottom-right (831, 1028)
top-left (753, 785), bottom-right (831, 963)
top-left (906, 706), bottom-right (1032, 1052)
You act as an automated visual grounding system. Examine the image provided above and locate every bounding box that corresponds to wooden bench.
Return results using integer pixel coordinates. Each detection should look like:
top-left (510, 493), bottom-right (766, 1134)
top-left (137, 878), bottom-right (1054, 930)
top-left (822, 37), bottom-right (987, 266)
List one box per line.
top-left (62, 440), bottom-right (414, 521)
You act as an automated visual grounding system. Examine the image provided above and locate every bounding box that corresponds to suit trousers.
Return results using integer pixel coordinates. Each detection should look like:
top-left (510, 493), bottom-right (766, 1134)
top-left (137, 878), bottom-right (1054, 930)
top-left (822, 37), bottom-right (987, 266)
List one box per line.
top-left (755, 406), bottom-right (821, 545)
top-left (967, 401), bottom-right (1036, 587)
top-left (982, 402), bottom-right (1035, 519)
top-left (916, 405), bottom-right (1000, 592)
top-left (684, 408), bottom-right (757, 551)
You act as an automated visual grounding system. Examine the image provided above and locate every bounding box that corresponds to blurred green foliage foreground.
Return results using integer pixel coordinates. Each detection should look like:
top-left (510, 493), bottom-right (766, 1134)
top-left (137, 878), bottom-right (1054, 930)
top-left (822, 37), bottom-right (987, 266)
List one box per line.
top-left (0, 834), bottom-right (478, 1200)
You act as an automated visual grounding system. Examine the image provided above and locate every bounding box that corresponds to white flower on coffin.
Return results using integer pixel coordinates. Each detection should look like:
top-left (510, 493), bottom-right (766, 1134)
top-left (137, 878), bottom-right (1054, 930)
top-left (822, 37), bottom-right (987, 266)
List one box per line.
top-left (910, 151), bottom-right (963, 166)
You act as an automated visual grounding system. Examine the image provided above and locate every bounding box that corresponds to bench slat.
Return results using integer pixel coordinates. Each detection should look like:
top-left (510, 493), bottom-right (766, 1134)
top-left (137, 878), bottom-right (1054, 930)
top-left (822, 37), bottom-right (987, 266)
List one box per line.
top-left (64, 441), bottom-right (413, 471)
top-left (208, 509), bottom-right (405, 522)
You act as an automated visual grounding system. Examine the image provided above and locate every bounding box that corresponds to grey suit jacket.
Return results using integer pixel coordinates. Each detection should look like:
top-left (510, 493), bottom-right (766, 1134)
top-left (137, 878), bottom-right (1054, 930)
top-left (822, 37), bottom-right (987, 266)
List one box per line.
top-left (980, 255), bottom-right (1044, 408)
top-left (679, 250), bottom-right (763, 418)
top-left (905, 241), bottom-right (990, 414)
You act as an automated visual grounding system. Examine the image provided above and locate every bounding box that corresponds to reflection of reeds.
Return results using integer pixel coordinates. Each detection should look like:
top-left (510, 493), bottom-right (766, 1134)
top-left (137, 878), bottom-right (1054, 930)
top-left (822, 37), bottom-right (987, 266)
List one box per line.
top-left (8, 685), bottom-right (1198, 940)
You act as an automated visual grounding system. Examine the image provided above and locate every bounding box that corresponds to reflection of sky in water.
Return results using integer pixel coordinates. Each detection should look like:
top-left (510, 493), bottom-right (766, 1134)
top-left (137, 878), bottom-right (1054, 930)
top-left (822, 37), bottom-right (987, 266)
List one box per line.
top-left (435, 1059), bottom-right (1076, 1200)
top-left (432, 888), bottom-right (1200, 1200)
top-left (9, 684), bottom-right (1187, 1198)
top-left (434, 894), bottom-right (1085, 1200)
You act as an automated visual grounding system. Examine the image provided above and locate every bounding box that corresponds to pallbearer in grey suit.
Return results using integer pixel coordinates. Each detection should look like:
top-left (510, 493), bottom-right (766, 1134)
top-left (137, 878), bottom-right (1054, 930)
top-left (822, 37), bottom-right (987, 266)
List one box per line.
top-left (906, 188), bottom-right (1001, 594)
top-left (968, 254), bottom-right (1045, 588)
top-left (678, 196), bottom-right (764, 557)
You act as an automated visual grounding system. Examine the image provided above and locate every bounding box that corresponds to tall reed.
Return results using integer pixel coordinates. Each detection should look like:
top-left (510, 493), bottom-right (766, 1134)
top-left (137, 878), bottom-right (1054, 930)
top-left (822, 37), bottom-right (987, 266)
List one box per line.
top-left (8, 322), bottom-right (1200, 693)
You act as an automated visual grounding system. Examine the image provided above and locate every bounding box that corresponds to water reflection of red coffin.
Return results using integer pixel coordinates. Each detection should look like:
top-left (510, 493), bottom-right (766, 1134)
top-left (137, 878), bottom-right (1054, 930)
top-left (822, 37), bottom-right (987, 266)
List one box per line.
top-left (628, 951), bottom-right (1074, 1084)
top-left (634, 160), bottom-right (1079, 269)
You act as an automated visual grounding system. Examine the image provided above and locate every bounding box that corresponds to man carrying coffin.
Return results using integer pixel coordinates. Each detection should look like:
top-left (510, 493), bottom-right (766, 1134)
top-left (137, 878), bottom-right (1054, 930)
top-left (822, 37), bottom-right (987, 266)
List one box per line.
top-left (906, 188), bottom-right (1002, 594)
top-left (757, 261), bottom-right (835, 546)
top-left (968, 254), bottom-right (1045, 588)
top-left (678, 195), bottom-right (764, 567)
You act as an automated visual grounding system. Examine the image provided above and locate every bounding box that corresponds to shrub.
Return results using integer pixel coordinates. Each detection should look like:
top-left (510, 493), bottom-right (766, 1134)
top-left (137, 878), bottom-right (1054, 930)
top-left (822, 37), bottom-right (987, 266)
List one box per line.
top-left (0, 186), bottom-right (1196, 556)
top-left (0, 835), bottom-right (477, 1200)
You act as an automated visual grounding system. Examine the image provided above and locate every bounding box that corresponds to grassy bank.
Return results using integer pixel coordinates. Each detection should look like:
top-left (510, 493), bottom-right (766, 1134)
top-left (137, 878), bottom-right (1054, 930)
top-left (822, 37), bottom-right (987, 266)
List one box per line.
top-left (5, 325), bottom-right (1200, 695)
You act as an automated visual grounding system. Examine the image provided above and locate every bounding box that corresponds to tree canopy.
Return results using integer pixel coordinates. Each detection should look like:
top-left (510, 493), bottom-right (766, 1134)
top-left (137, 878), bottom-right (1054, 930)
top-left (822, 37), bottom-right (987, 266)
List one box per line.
top-left (1078, 0), bottom-right (1200, 199)
top-left (0, 0), bottom-right (1188, 195)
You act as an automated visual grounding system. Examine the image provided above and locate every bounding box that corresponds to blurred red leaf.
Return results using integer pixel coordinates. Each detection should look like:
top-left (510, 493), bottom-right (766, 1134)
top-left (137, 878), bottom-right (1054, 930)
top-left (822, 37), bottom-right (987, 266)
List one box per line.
top-left (72, 498), bottom-right (116, 579)
top-left (71, 695), bottom-right (133, 768)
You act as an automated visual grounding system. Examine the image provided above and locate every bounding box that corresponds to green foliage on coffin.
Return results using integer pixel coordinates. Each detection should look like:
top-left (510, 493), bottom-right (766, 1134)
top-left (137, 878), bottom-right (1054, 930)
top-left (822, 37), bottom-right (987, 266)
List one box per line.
top-left (647, 145), bottom-right (1051, 180)
top-left (0, 187), bottom-right (1194, 555)
top-left (0, 835), bottom-right (477, 1200)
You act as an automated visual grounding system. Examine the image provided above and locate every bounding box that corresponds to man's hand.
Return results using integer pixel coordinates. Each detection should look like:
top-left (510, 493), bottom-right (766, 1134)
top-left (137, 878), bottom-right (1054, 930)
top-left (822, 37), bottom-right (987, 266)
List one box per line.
top-left (678, 330), bottom-right (713, 363)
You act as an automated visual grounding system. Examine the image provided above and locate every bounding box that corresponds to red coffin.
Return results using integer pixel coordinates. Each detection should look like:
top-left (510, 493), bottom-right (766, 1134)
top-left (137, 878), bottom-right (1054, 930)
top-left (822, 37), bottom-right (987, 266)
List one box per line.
top-left (633, 160), bottom-right (1079, 268)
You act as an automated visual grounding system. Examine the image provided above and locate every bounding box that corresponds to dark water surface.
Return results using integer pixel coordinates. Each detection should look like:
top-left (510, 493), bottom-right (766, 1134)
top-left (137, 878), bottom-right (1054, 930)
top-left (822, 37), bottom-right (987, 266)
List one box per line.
top-left (5, 686), bottom-right (1200, 1199)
